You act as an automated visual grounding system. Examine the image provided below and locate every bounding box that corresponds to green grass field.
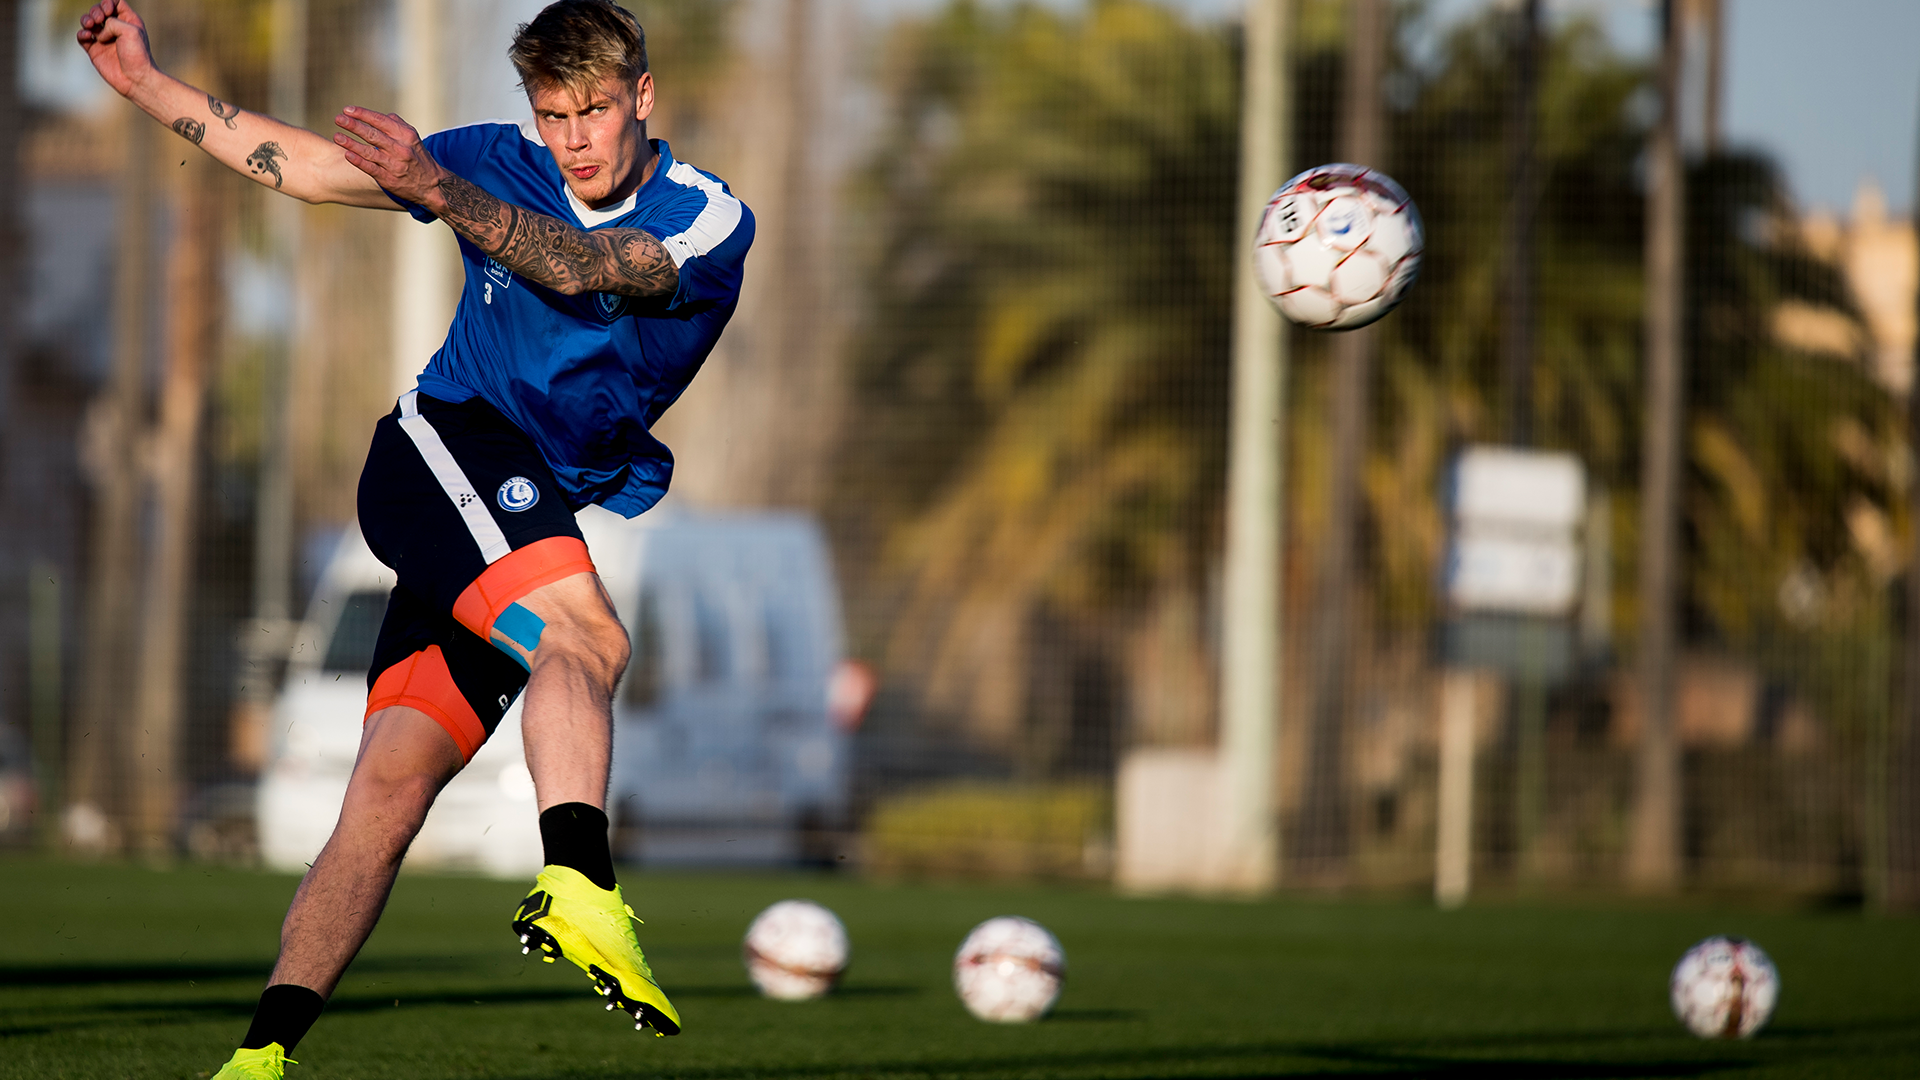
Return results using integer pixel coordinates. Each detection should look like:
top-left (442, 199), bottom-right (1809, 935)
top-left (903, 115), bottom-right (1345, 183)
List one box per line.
top-left (2, 857), bottom-right (1917, 1079)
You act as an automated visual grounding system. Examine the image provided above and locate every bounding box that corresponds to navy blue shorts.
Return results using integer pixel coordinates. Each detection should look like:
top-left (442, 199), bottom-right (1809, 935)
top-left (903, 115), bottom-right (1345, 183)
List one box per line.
top-left (355, 391), bottom-right (596, 760)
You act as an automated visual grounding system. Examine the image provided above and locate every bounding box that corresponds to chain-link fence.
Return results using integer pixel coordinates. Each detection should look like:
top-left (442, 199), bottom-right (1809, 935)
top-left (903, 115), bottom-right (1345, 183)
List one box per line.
top-left (827, 0), bottom-right (1917, 900)
top-left (10, 0), bottom-right (1919, 904)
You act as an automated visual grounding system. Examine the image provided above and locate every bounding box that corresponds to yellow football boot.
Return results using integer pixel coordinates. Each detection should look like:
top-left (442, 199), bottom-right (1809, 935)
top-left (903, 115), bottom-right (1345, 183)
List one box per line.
top-left (209, 1044), bottom-right (294, 1080)
top-left (512, 865), bottom-right (682, 1035)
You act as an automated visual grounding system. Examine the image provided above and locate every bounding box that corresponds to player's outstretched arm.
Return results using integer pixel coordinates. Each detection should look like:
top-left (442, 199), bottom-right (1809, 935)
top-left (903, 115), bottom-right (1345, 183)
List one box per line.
top-left (77, 0), bottom-right (396, 209)
top-left (335, 107), bottom-right (679, 298)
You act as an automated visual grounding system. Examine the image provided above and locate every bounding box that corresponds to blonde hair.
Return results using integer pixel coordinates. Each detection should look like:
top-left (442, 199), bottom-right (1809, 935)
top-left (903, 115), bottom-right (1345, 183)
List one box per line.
top-left (509, 0), bottom-right (649, 103)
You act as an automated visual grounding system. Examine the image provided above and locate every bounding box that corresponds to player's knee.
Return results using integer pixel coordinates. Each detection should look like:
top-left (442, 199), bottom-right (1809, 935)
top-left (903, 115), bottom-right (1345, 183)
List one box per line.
top-left (531, 606), bottom-right (629, 684)
top-left (341, 767), bottom-right (439, 851)
top-left (598, 618), bottom-right (633, 679)
top-left (358, 760), bottom-right (441, 809)
top-left (568, 609), bottom-right (631, 679)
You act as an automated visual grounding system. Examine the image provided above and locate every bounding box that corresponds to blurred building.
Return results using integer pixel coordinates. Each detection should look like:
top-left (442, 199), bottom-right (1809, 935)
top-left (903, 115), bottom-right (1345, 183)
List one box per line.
top-left (1796, 180), bottom-right (1917, 394)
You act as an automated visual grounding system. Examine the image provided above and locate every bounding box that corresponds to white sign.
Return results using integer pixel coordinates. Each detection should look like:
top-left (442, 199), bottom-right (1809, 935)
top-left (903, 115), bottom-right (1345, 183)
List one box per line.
top-left (1447, 526), bottom-right (1582, 615)
top-left (1445, 446), bottom-right (1586, 616)
top-left (1452, 447), bottom-right (1585, 531)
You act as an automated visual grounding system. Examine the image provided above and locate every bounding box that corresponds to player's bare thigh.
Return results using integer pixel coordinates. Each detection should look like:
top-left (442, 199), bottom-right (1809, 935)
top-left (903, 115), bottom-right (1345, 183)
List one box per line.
top-left (494, 570), bottom-right (628, 812)
top-left (485, 570), bottom-right (630, 683)
top-left (351, 704), bottom-right (465, 805)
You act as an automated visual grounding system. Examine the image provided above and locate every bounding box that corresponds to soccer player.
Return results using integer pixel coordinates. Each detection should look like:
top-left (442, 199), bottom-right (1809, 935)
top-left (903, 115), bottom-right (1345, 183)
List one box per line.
top-left (78, 0), bottom-right (752, 1074)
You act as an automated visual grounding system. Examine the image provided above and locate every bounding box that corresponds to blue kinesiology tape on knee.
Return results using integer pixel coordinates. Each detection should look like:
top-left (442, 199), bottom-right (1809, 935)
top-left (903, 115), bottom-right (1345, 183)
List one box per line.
top-left (491, 602), bottom-right (547, 672)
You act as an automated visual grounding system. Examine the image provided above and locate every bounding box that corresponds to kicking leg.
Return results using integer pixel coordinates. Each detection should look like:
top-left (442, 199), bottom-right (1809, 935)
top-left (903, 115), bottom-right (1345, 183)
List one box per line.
top-left (500, 570), bottom-right (627, 813)
top-left (490, 571), bottom-right (681, 1035)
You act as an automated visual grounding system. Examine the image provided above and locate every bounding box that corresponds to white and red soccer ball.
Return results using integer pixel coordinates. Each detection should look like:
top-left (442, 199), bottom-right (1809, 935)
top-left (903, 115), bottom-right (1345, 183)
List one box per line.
top-left (1254, 163), bottom-right (1424, 331)
top-left (1670, 935), bottom-right (1779, 1039)
top-left (952, 916), bottom-right (1066, 1023)
top-left (743, 900), bottom-right (850, 1001)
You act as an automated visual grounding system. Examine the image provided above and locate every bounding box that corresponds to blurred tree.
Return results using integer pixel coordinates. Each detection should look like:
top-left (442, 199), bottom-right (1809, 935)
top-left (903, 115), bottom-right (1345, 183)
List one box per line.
top-left (65, 0), bottom-right (393, 847)
top-left (834, 0), bottom-right (1238, 771)
top-left (1367, 11), bottom-right (1648, 627)
top-left (73, 1), bottom-right (249, 852)
top-left (626, 0), bottom-right (739, 150)
top-left (1896, 87), bottom-right (1920, 912)
top-left (837, 0), bottom-right (1899, 877)
top-left (0, 0), bottom-right (18, 421)
top-left (1680, 154), bottom-right (1894, 646)
top-left (1295, 0), bottom-right (1390, 881)
top-left (1393, 10), bottom-right (1895, 891)
top-left (73, 53), bottom-right (159, 853)
top-left (1630, 0), bottom-right (1683, 892)
top-left (1373, 11), bottom-right (1893, 651)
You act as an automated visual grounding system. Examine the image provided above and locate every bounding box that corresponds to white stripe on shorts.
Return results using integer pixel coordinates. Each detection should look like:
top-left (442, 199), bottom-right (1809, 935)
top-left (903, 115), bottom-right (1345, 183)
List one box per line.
top-left (397, 390), bottom-right (512, 564)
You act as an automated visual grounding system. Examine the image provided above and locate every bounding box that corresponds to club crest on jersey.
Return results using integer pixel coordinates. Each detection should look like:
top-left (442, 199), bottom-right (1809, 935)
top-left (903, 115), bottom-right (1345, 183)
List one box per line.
top-left (485, 259), bottom-right (513, 290)
top-left (497, 476), bottom-right (539, 512)
top-left (594, 292), bottom-right (627, 321)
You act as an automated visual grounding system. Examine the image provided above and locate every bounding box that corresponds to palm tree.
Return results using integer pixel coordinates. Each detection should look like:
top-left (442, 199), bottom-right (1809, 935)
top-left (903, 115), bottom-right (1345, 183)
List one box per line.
top-left (832, 0), bottom-right (1239, 771)
top-left (836, 0), bottom-right (1900, 889)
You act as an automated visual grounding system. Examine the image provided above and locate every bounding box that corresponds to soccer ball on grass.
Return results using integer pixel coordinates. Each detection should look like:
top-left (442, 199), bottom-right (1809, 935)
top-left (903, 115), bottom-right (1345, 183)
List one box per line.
top-left (742, 900), bottom-right (849, 1001)
top-left (952, 916), bottom-right (1065, 1023)
top-left (1254, 163), bottom-right (1424, 330)
top-left (1670, 935), bottom-right (1779, 1039)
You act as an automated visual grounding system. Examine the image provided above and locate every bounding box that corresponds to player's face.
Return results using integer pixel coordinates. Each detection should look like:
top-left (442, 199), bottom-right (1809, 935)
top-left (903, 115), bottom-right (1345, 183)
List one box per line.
top-left (530, 73), bottom-right (656, 209)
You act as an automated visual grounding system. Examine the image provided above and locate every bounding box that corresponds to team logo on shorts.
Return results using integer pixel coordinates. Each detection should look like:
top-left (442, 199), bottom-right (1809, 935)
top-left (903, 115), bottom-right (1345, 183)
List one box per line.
top-left (594, 292), bottom-right (627, 321)
top-left (497, 476), bottom-right (540, 512)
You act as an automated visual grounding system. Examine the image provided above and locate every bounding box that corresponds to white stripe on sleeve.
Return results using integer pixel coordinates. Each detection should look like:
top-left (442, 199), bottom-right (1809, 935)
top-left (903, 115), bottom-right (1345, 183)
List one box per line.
top-left (396, 391), bottom-right (513, 564)
top-left (659, 160), bottom-right (745, 268)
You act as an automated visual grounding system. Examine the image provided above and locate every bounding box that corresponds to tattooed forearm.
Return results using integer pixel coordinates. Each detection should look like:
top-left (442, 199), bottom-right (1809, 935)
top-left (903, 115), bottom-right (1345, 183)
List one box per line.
top-left (246, 142), bottom-right (288, 188)
top-left (432, 174), bottom-right (678, 298)
top-left (208, 95), bottom-right (240, 129)
top-left (610, 233), bottom-right (675, 292)
top-left (439, 176), bottom-right (507, 229)
top-left (171, 118), bottom-right (206, 145)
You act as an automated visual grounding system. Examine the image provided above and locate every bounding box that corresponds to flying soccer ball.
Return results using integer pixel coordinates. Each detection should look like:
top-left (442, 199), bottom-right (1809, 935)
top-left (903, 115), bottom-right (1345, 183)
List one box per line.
top-left (742, 900), bottom-right (849, 1001)
top-left (1253, 163), bottom-right (1424, 330)
top-left (1670, 935), bottom-right (1779, 1039)
top-left (952, 916), bottom-right (1065, 1023)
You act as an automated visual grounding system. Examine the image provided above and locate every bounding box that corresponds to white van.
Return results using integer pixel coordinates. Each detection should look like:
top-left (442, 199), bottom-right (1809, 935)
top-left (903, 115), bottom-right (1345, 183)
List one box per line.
top-left (257, 505), bottom-right (854, 877)
top-left (600, 512), bottom-right (853, 865)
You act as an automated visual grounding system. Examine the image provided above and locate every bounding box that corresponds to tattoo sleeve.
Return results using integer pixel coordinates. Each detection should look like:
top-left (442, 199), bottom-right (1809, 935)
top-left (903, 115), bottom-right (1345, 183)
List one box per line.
top-left (171, 118), bottom-right (206, 145)
top-left (208, 95), bottom-right (240, 129)
top-left (432, 174), bottom-right (679, 298)
top-left (246, 142), bottom-right (288, 189)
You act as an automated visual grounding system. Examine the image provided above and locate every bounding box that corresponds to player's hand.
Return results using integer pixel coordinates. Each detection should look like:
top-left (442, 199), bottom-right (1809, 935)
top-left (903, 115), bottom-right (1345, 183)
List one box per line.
top-left (76, 0), bottom-right (156, 98)
top-left (334, 106), bottom-right (448, 206)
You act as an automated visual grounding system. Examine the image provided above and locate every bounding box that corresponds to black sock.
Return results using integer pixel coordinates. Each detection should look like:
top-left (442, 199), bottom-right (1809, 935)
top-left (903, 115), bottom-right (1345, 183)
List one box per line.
top-left (240, 983), bottom-right (325, 1053)
top-left (540, 802), bottom-right (617, 890)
